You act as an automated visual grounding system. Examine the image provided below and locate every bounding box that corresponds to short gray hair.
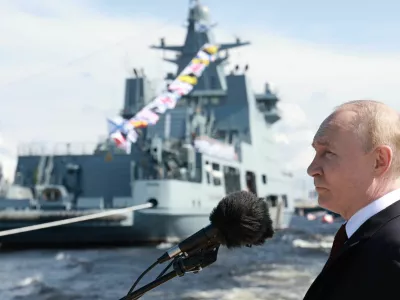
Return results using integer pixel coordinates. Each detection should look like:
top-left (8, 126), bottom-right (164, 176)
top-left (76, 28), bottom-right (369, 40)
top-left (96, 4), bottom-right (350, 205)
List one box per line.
top-left (334, 100), bottom-right (400, 177)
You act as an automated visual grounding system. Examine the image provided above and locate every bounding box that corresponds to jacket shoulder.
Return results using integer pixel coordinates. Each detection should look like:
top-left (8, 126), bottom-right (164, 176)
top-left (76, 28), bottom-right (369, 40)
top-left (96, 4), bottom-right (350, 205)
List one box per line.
top-left (366, 214), bottom-right (400, 258)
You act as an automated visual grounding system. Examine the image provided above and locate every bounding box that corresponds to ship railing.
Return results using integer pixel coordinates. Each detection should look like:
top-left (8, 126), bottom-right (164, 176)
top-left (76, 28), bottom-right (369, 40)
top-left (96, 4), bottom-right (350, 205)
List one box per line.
top-left (17, 142), bottom-right (101, 156)
top-left (132, 163), bottom-right (202, 182)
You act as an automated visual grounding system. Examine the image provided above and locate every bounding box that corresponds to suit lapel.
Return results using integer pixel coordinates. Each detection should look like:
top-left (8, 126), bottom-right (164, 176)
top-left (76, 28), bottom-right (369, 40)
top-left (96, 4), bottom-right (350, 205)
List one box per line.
top-left (320, 232), bottom-right (361, 272)
top-left (303, 227), bottom-right (365, 299)
top-left (303, 199), bottom-right (400, 299)
top-left (324, 199), bottom-right (400, 271)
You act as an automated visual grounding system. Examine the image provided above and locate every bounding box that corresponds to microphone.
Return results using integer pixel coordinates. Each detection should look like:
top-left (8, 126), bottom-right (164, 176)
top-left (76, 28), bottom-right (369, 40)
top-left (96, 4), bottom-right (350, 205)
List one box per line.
top-left (157, 190), bottom-right (274, 264)
top-left (121, 191), bottom-right (275, 299)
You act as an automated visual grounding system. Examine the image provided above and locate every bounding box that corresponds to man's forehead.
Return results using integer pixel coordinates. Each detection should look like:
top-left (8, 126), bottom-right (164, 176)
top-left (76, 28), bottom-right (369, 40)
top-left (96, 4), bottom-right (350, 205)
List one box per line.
top-left (311, 112), bottom-right (357, 148)
top-left (312, 119), bottom-right (339, 148)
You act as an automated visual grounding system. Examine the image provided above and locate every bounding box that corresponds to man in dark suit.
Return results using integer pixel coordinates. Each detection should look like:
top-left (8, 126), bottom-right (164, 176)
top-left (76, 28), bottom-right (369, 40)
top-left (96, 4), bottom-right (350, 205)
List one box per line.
top-left (303, 100), bottom-right (400, 300)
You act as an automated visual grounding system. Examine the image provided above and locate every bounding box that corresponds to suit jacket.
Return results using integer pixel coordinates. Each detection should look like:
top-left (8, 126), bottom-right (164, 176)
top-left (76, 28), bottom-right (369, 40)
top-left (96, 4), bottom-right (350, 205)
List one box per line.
top-left (303, 199), bottom-right (400, 300)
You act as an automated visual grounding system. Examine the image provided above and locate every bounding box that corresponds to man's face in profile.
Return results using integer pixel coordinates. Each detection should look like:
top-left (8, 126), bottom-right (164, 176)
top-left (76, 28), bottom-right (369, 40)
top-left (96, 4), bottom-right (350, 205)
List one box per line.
top-left (307, 110), bottom-right (373, 216)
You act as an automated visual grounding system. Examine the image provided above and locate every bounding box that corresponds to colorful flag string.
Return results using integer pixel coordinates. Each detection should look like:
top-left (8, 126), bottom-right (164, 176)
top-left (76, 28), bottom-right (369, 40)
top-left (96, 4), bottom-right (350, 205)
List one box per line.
top-left (107, 43), bottom-right (219, 153)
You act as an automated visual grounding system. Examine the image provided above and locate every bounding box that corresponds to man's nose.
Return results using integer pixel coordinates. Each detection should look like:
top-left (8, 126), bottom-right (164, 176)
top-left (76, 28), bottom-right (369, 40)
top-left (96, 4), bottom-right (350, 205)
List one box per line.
top-left (307, 158), bottom-right (321, 177)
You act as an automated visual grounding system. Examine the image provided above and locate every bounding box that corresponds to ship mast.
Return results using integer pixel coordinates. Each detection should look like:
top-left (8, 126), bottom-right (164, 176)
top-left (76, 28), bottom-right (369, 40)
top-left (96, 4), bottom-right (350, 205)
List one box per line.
top-left (149, 0), bottom-right (250, 92)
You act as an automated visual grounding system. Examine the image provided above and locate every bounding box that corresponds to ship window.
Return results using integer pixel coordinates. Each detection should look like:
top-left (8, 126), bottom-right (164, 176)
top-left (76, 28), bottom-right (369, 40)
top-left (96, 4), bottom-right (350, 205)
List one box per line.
top-left (229, 130), bottom-right (239, 143)
top-left (246, 171), bottom-right (257, 195)
top-left (262, 174), bottom-right (267, 184)
top-left (205, 160), bottom-right (211, 184)
top-left (216, 130), bottom-right (226, 140)
top-left (282, 194), bottom-right (288, 208)
top-left (212, 163), bottom-right (221, 186)
top-left (223, 166), bottom-right (241, 194)
top-left (266, 195), bottom-right (277, 207)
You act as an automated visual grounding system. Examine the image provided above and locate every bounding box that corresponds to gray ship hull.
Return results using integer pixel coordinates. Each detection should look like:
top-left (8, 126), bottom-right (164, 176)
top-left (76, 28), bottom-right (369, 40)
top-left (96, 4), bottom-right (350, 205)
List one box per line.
top-left (0, 211), bottom-right (293, 249)
top-left (0, 180), bottom-right (293, 248)
top-left (0, 210), bottom-right (215, 248)
top-left (1, 0), bottom-right (298, 249)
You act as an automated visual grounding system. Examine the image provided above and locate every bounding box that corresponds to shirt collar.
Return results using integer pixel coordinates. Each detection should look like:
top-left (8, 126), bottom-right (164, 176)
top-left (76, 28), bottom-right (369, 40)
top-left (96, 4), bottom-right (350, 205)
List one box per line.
top-left (345, 188), bottom-right (400, 238)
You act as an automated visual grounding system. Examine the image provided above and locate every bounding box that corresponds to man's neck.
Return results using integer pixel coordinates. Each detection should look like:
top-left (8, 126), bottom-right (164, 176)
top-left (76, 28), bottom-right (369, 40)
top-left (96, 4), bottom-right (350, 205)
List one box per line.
top-left (342, 180), bottom-right (400, 220)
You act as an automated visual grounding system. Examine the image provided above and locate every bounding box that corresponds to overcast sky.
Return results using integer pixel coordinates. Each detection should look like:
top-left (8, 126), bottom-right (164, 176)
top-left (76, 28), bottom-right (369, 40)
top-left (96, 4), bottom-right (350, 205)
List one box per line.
top-left (1, 0), bottom-right (399, 196)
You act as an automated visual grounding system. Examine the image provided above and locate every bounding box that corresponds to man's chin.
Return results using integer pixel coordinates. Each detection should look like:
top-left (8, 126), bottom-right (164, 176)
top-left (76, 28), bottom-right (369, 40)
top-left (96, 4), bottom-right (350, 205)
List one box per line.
top-left (317, 195), bottom-right (333, 210)
top-left (317, 197), bottom-right (340, 215)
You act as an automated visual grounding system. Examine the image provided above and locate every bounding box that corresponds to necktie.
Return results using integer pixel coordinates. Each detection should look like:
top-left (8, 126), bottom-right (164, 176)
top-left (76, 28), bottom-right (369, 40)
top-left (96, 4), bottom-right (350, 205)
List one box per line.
top-left (330, 224), bottom-right (348, 257)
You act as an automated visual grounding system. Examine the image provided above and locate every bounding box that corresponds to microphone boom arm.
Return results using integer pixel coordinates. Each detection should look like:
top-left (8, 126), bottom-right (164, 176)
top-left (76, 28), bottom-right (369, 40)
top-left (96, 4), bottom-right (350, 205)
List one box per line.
top-left (120, 245), bottom-right (220, 300)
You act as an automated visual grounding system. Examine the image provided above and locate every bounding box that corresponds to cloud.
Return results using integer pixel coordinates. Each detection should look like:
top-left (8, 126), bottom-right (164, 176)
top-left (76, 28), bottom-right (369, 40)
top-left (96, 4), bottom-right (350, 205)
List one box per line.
top-left (0, 0), bottom-right (185, 180)
top-left (277, 102), bottom-right (308, 128)
top-left (225, 24), bottom-right (400, 178)
top-left (1, 1), bottom-right (400, 186)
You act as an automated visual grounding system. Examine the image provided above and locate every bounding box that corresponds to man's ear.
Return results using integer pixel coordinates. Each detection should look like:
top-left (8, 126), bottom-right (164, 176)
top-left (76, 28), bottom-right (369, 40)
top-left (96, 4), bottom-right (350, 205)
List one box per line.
top-left (373, 145), bottom-right (393, 176)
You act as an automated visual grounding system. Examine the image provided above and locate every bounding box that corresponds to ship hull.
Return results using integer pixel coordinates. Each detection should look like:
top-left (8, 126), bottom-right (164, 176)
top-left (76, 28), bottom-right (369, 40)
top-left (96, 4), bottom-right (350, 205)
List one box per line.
top-left (0, 207), bottom-right (294, 249)
top-left (0, 162), bottom-right (295, 249)
top-left (1, 0), bottom-right (300, 250)
top-left (0, 208), bottom-right (215, 249)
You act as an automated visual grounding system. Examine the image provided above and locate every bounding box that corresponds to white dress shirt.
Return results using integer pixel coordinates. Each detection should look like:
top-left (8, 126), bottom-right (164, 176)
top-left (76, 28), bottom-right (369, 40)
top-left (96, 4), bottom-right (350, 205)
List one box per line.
top-left (345, 188), bottom-right (400, 238)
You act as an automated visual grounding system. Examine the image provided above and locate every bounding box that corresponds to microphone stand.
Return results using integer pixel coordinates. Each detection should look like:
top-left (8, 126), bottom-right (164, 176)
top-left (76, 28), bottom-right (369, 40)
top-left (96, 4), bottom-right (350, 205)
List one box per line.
top-left (120, 245), bottom-right (220, 300)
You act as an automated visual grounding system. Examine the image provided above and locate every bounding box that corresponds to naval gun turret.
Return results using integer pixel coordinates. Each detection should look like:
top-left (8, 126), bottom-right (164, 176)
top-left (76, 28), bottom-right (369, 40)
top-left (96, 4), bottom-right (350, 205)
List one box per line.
top-left (131, 102), bottom-right (216, 183)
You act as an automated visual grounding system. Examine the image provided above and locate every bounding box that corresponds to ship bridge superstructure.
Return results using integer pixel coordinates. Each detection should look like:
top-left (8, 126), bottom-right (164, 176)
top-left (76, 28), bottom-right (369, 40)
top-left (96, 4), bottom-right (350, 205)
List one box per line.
top-left (11, 0), bottom-right (290, 221)
top-left (122, 0), bottom-right (282, 149)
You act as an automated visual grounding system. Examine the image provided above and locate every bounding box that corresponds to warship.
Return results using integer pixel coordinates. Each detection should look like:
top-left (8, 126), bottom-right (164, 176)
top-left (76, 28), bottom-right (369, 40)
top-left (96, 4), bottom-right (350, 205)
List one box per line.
top-left (0, 0), bottom-right (296, 248)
